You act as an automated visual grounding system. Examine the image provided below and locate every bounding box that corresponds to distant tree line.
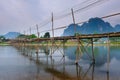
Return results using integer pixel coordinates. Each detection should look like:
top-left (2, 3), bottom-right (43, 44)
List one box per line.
top-left (43, 32), bottom-right (50, 38)
top-left (18, 32), bottom-right (50, 39)
top-left (0, 36), bottom-right (10, 42)
top-left (110, 37), bottom-right (120, 42)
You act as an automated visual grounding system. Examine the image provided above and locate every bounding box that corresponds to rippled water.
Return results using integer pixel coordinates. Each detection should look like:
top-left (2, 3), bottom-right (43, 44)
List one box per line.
top-left (0, 45), bottom-right (120, 80)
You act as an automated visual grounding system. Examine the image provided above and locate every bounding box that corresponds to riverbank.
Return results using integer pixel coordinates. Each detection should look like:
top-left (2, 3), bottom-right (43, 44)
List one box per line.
top-left (0, 42), bottom-right (10, 46)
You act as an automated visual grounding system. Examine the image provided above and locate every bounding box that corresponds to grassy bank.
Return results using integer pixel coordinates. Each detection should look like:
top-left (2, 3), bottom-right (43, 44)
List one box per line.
top-left (0, 42), bottom-right (10, 46)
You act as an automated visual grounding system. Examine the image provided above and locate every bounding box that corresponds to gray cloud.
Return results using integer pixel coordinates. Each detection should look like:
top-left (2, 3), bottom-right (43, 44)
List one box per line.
top-left (0, 0), bottom-right (119, 36)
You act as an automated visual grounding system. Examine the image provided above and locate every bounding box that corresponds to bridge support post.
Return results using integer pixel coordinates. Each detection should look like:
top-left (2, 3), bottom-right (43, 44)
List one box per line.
top-left (50, 12), bottom-right (54, 57)
top-left (23, 40), bottom-right (26, 55)
top-left (91, 38), bottom-right (95, 64)
top-left (46, 40), bottom-right (49, 54)
top-left (26, 46), bottom-right (29, 56)
top-left (75, 37), bottom-right (82, 64)
top-left (36, 47), bottom-right (39, 64)
top-left (107, 35), bottom-right (110, 73)
top-left (29, 50), bottom-right (33, 60)
top-left (63, 54), bottom-right (65, 79)
top-left (76, 63), bottom-right (81, 79)
top-left (19, 40), bottom-right (22, 53)
top-left (50, 40), bottom-right (54, 57)
top-left (92, 63), bottom-right (95, 80)
top-left (62, 39), bottom-right (66, 57)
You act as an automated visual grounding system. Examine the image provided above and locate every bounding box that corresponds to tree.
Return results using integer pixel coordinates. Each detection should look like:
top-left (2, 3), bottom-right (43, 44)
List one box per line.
top-left (0, 36), bottom-right (5, 41)
top-left (28, 34), bottom-right (37, 39)
top-left (44, 32), bottom-right (50, 38)
top-left (74, 32), bottom-right (80, 36)
top-left (17, 34), bottom-right (37, 39)
top-left (17, 34), bottom-right (25, 38)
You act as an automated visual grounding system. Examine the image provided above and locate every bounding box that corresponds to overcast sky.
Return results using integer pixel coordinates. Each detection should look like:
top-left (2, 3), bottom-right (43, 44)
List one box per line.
top-left (0, 0), bottom-right (120, 36)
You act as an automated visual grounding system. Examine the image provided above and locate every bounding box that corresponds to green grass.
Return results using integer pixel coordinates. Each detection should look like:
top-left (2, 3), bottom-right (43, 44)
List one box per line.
top-left (0, 42), bottom-right (10, 46)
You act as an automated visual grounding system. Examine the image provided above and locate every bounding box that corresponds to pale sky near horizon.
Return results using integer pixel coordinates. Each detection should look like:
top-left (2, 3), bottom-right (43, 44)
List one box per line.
top-left (0, 0), bottom-right (120, 36)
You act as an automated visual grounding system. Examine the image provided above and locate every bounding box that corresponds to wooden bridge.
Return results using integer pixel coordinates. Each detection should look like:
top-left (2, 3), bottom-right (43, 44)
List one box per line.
top-left (11, 12), bottom-right (120, 64)
top-left (11, 6), bottom-right (120, 64)
top-left (12, 31), bottom-right (120, 65)
top-left (13, 31), bottom-right (120, 42)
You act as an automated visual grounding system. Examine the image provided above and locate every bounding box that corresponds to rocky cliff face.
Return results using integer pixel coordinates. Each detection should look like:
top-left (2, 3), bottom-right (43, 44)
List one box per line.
top-left (62, 17), bottom-right (116, 36)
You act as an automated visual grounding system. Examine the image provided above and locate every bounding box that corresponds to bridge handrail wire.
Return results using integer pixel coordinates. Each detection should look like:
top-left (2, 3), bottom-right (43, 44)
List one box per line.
top-left (39, 12), bottom-right (120, 34)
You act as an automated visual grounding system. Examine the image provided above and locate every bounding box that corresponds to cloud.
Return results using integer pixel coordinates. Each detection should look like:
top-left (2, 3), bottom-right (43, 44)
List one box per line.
top-left (0, 0), bottom-right (41, 34)
top-left (0, 0), bottom-right (119, 36)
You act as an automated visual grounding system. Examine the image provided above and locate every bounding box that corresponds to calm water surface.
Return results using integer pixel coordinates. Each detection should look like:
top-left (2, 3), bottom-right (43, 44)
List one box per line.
top-left (0, 45), bottom-right (120, 80)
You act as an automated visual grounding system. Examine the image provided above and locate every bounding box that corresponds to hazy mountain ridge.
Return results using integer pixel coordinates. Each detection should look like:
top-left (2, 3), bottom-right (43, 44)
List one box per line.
top-left (1, 18), bottom-right (120, 38)
top-left (114, 24), bottom-right (120, 32)
top-left (3, 32), bottom-right (21, 39)
top-left (63, 17), bottom-right (119, 36)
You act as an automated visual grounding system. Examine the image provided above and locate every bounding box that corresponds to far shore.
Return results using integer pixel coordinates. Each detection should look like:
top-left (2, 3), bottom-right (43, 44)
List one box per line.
top-left (0, 44), bottom-right (10, 46)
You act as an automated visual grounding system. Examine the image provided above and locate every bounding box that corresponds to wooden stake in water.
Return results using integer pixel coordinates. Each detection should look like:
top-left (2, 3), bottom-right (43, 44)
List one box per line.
top-left (91, 38), bottom-right (95, 63)
top-left (107, 35), bottom-right (110, 74)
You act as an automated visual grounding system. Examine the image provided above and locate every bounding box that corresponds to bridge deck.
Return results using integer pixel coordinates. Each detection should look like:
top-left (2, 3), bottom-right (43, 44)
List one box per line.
top-left (15, 32), bottom-right (120, 42)
top-left (34, 32), bottom-right (120, 41)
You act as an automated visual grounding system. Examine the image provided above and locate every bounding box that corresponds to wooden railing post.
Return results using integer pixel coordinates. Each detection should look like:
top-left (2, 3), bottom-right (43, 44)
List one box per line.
top-left (36, 24), bottom-right (40, 38)
top-left (51, 12), bottom-right (54, 56)
top-left (71, 8), bottom-right (76, 34)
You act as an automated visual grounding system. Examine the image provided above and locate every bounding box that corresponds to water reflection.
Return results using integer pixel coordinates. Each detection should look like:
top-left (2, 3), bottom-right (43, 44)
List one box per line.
top-left (64, 46), bottom-right (115, 67)
top-left (20, 46), bottom-right (88, 80)
top-left (19, 45), bottom-right (120, 79)
top-left (1, 45), bottom-right (120, 80)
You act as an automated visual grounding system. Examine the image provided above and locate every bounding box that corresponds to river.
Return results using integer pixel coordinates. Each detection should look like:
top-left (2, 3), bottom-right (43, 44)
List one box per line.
top-left (0, 45), bottom-right (120, 80)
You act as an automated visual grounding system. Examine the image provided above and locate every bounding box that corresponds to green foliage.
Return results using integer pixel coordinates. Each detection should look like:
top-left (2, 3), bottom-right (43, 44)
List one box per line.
top-left (74, 33), bottom-right (80, 36)
top-left (40, 36), bottom-right (43, 38)
top-left (17, 34), bottom-right (25, 38)
top-left (94, 38), bottom-right (99, 42)
top-left (110, 37), bottom-right (120, 42)
top-left (18, 34), bottom-right (37, 39)
top-left (44, 32), bottom-right (50, 38)
top-left (0, 36), bottom-right (5, 42)
top-left (0, 36), bottom-right (5, 39)
top-left (28, 34), bottom-right (37, 39)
